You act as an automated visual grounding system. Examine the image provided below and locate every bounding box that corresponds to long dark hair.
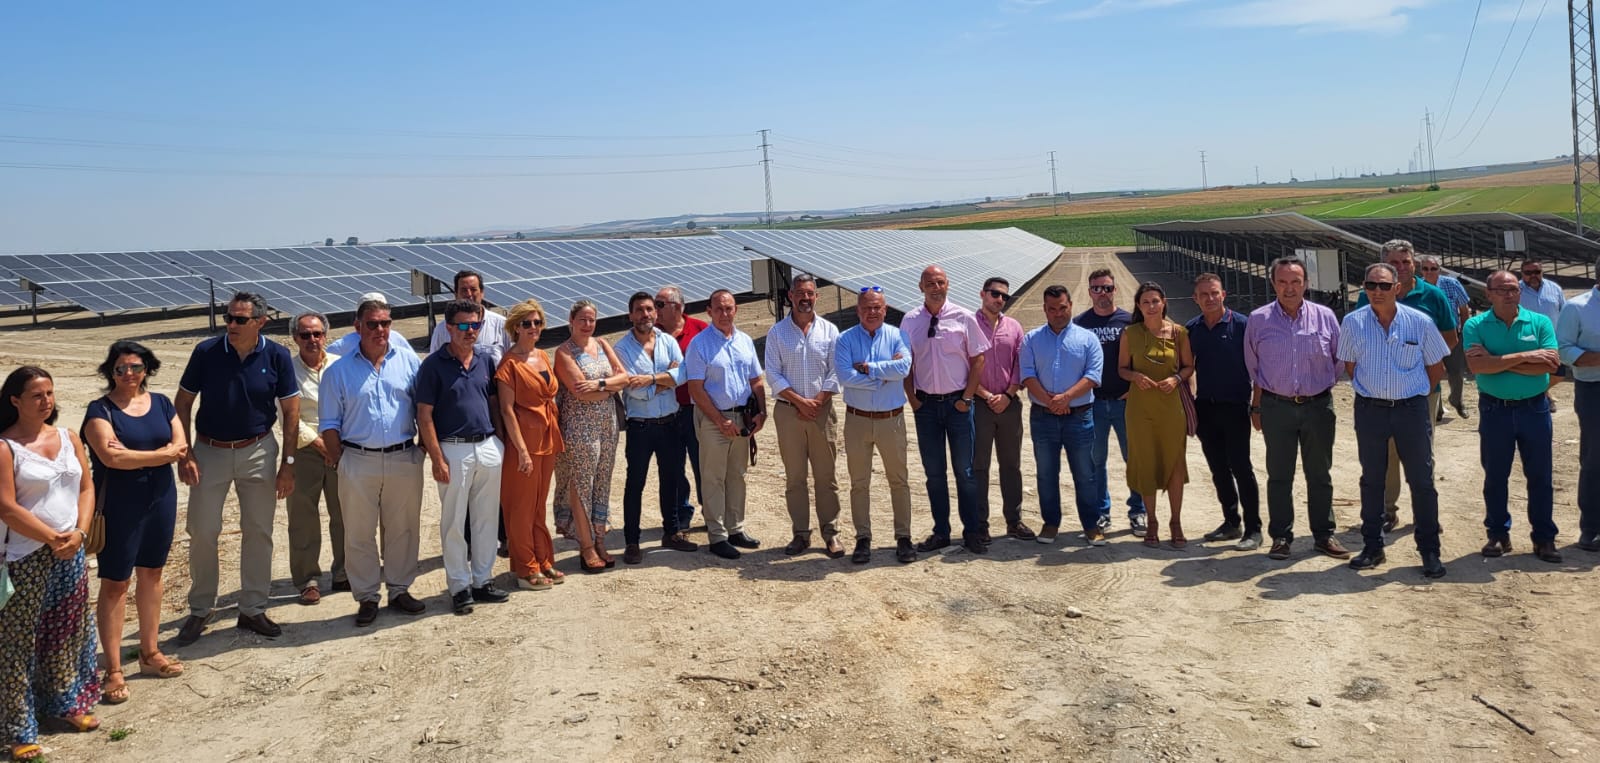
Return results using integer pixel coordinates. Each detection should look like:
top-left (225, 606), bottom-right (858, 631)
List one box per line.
top-left (0, 366), bottom-right (58, 431)
top-left (98, 340), bottom-right (161, 393)
top-left (1131, 281), bottom-right (1168, 322)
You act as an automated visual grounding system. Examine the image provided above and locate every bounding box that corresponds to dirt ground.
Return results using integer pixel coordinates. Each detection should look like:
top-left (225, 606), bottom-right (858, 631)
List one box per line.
top-left (4, 247), bottom-right (1598, 762)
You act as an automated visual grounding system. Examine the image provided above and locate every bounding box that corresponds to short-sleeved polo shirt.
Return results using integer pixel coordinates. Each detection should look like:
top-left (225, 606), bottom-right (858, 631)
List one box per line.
top-left (1463, 307), bottom-right (1557, 401)
top-left (416, 347), bottom-right (498, 439)
top-left (178, 335), bottom-right (299, 441)
top-left (1184, 309), bottom-right (1252, 404)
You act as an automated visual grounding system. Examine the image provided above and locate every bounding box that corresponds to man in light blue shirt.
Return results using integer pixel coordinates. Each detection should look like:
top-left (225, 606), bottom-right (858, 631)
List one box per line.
top-left (1338, 263), bottom-right (1450, 579)
top-left (1418, 255), bottom-right (1472, 420)
top-left (1556, 259), bottom-right (1600, 552)
top-left (327, 292), bottom-right (417, 360)
top-left (1019, 285), bottom-right (1104, 545)
top-left (685, 289), bottom-right (767, 560)
top-left (834, 287), bottom-right (917, 563)
top-left (614, 291), bottom-right (697, 560)
top-left (1519, 257), bottom-right (1566, 324)
top-left (318, 297), bottom-right (426, 627)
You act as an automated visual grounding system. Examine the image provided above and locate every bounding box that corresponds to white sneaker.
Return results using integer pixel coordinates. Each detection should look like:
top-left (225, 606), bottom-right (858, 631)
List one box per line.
top-left (1235, 533), bottom-right (1262, 551)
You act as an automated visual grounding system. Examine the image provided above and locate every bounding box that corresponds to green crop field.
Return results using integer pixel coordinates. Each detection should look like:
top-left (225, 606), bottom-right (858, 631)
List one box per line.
top-left (924, 196), bottom-right (1352, 247)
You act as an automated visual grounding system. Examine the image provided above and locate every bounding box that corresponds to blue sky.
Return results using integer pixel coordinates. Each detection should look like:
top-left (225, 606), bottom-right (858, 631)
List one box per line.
top-left (0, 0), bottom-right (1572, 252)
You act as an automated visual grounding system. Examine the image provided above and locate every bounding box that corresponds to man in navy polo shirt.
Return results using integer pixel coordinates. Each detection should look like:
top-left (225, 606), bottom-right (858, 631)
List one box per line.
top-left (1186, 273), bottom-right (1262, 550)
top-left (418, 300), bottom-right (509, 615)
top-left (173, 291), bottom-right (300, 646)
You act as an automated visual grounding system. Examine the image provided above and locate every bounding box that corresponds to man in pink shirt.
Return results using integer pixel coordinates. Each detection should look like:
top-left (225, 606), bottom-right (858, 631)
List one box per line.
top-left (972, 277), bottom-right (1034, 542)
top-left (902, 266), bottom-right (991, 554)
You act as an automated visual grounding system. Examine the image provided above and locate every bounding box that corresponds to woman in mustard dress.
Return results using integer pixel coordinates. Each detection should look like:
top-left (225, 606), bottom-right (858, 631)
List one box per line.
top-left (496, 298), bottom-right (567, 590)
top-left (1118, 282), bottom-right (1195, 548)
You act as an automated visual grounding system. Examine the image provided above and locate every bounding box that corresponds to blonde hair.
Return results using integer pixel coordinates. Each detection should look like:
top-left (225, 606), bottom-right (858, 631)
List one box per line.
top-left (505, 298), bottom-right (545, 341)
top-left (569, 299), bottom-right (597, 321)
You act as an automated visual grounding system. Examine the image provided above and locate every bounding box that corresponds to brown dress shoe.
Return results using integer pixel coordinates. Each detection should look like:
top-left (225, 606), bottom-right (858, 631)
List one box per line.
top-left (1007, 522), bottom-right (1037, 541)
top-left (1267, 538), bottom-right (1292, 559)
top-left (623, 544), bottom-right (644, 565)
top-left (298, 585), bottom-right (321, 605)
top-left (1481, 536), bottom-right (1512, 557)
top-left (1532, 541), bottom-right (1563, 563)
top-left (784, 534), bottom-right (811, 556)
top-left (661, 532), bottom-right (698, 552)
top-left (1314, 536), bottom-right (1352, 559)
top-left (824, 536), bottom-right (846, 558)
top-left (173, 614), bottom-right (209, 647)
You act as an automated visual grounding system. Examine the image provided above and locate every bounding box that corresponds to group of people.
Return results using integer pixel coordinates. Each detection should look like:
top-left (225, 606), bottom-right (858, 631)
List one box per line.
top-left (4, 246), bottom-right (1600, 758)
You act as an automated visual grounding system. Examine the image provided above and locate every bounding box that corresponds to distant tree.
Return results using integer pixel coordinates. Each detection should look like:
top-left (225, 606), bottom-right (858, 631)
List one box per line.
top-left (514, 231), bottom-right (525, 239)
top-left (686, 220), bottom-right (697, 230)
top-left (345, 236), bottom-right (359, 246)
top-left (324, 237), bottom-right (334, 247)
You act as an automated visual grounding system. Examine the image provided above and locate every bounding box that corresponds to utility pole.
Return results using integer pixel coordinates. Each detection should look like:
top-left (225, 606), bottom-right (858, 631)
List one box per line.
top-left (1424, 110), bottom-right (1438, 186)
top-left (1571, 0), bottom-right (1600, 236)
top-left (1048, 151), bottom-right (1059, 216)
top-left (1255, 165), bottom-right (1260, 185)
top-left (1199, 150), bottom-right (1208, 190)
top-left (759, 129), bottom-right (774, 227)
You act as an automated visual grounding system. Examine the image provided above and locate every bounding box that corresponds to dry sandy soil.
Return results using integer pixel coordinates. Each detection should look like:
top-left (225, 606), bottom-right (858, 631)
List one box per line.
top-left (1442, 165), bottom-right (1572, 189)
top-left (897, 188), bottom-right (1364, 229)
top-left (4, 248), bottom-right (1598, 762)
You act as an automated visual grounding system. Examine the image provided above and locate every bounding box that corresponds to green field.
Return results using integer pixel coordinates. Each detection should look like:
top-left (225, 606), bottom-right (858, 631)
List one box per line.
top-left (1300, 184), bottom-right (1575, 219)
top-left (925, 196), bottom-right (1355, 247)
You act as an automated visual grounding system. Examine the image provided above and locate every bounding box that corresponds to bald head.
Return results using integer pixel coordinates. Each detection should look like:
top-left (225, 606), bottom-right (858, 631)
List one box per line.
top-left (919, 265), bottom-right (950, 308)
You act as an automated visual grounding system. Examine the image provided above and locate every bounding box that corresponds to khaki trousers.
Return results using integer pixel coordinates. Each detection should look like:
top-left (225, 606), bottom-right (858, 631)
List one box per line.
top-left (695, 407), bottom-right (750, 544)
top-left (973, 400), bottom-right (1025, 526)
top-left (288, 453), bottom-right (345, 589)
top-left (844, 410), bottom-right (913, 541)
top-left (1385, 388), bottom-right (1441, 513)
top-left (774, 400), bottom-right (842, 537)
top-left (186, 438), bottom-right (278, 618)
top-left (337, 446), bottom-right (424, 604)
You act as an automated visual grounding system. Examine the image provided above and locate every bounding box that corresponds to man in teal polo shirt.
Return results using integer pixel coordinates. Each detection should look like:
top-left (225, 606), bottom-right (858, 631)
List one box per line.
top-left (1464, 270), bottom-right (1562, 563)
top-left (1356, 239), bottom-right (1458, 532)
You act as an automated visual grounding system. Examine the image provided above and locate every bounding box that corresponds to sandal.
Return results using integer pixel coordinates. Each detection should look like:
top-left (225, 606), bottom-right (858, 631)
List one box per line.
top-left (139, 651), bottom-right (184, 679)
top-left (101, 669), bottom-right (130, 705)
top-left (540, 566), bottom-right (565, 584)
top-left (1170, 520), bottom-right (1187, 549)
top-left (1143, 516), bottom-right (1161, 548)
top-left (54, 713), bottom-right (99, 733)
top-left (10, 743), bottom-right (42, 761)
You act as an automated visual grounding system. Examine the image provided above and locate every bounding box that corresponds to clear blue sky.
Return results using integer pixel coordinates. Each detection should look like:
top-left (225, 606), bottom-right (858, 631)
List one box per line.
top-left (0, 0), bottom-right (1572, 252)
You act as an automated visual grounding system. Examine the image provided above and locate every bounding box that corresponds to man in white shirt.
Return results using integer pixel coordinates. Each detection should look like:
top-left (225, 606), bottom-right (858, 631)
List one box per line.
top-left (765, 273), bottom-right (844, 558)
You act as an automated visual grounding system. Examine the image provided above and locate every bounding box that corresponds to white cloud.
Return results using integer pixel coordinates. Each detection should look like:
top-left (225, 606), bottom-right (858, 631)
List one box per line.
top-left (1056, 0), bottom-right (1193, 22)
top-left (1207, 0), bottom-right (1436, 33)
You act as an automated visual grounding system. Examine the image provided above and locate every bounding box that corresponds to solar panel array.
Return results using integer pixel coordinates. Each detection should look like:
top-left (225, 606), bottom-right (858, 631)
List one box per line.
top-left (0, 252), bottom-right (216, 313)
top-left (377, 236), bottom-right (760, 328)
top-left (716, 227), bottom-right (1063, 314)
top-left (166, 247), bottom-right (419, 317)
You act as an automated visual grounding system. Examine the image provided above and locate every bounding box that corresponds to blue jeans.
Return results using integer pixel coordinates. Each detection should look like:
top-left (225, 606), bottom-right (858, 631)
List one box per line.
top-left (1576, 381), bottom-right (1600, 538)
top-left (1354, 395), bottom-right (1439, 553)
top-left (1478, 394), bottom-right (1556, 543)
top-left (1091, 398), bottom-right (1146, 520)
top-left (672, 406), bottom-right (701, 529)
top-left (1031, 406), bottom-right (1099, 531)
top-left (913, 395), bottom-right (980, 538)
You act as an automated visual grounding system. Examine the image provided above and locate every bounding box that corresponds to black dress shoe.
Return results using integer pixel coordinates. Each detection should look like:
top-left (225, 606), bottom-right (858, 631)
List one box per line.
top-left (1382, 511), bottom-right (1400, 534)
top-left (355, 600), bottom-right (379, 628)
top-left (1420, 550), bottom-right (1446, 578)
top-left (1578, 532), bottom-right (1600, 552)
top-left (470, 584), bottom-right (510, 603)
top-left (389, 592), bottom-right (426, 615)
top-left (623, 544), bottom-right (644, 565)
top-left (236, 612), bottom-right (282, 638)
top-left (661, 533), bottom-right (699, 552)
top-left (1349, 548), bottom-right (1387, 570)
top-left (896, 538), bottom-right (917, 564)
top-left (330, 579), bottom-right (352, 593)
top-left (784, 534), bottom-right (811, 556)
top-left (174, 614), bottom-right (209, 647)
top-left (1203, 522), bottom-right (1243, 542)
top-left (1532, 542), bottom-right (1564, 564)
top-left (851, 539), bottom-right (871, 564)
top-left (963, 535), bottom-right (988, 554)
top-left (914, 533), bottom-right (950, 553)
top-left (709, 541), bottom-right (741, 559)
top-left (451, 590), bottom-right (475, 615)
top-left (728, 532), bottom-right (761, 549)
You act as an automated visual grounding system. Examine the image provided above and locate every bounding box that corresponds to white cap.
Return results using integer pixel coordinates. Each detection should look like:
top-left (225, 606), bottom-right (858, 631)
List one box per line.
top-left (358, 291), bottom-right (387, 306)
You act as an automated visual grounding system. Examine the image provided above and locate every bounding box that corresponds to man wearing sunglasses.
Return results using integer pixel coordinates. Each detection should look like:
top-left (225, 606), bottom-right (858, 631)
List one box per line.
top-left (615, 291), bottom-right (697, 562)
top-left (1339, 263), bottom-right (1451, 578)
top-left (326, 292), bottom-right (416, 359)
top-left (1073, 268), bottom-right (1147, 535)
top-left (1519, 257), bottom-right (1569, 410)
top-left (173, 291), bottom-right (301, 646)
top-left (1555, 255), bottom-right (1600, 552)
top-left (765, 273), bottom-right (845, 558)
top-left (901, 266), bottom-right (990, 555)
top-left (972, 276), bottom-right (1034, 542)
top-left (655, 284), bottom-right (709, 534)
top-left (1355, 240), bottom-right (1458, 534)
top-left (1417, 254), bottom-right (1472, 421)
top-left (287, 311), bottom-right (348, 605)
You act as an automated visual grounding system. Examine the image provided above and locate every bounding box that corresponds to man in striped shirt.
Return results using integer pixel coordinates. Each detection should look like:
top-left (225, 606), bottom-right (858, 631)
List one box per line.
top-left (765, 273), bottom-right (844, 558)
top-left (1418, 254), bottom-right (1472, 421)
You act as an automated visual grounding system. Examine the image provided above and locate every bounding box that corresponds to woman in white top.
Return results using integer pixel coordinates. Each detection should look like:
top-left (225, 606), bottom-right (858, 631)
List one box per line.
top-left (0, 366), bottom-right (100, 760)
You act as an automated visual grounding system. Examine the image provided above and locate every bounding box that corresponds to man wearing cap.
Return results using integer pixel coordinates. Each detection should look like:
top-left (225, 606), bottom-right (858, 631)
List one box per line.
top-left (835, 287), bottom-right (916, 564)
top-left (684, 289), bottom-right (766, 560)
top-left (327, 291), bottom-right (415, 358)
top-left (173, 291), bottom-right (300, 646)
top-left (765, 273), bottom-right (844, 558)
top-left (319, 297), bottom-right (428, 627)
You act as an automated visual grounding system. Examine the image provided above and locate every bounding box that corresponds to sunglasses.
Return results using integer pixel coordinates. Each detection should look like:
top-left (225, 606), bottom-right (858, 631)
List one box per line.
top-left (113, 363), bottom-right (146, 376)
top-left (859, 285), bottom-right (883, 293)
top-left (518, 319), bottom-right (544, 329)
top-left (1362, 281), bottom-right (1396, 292)
top-left (224, 314), bottom-right (256, 325)
top-left (364, 319), bottom-right (394, 330)
top-left (296, 330), bottom-right (325, 340)
top-left (984, 289), bottom-right (1011, 301)
top-left (1419, 266), bottom-right (1439, 272)
top-left (1522, 269), bottom-right (1542, 275)
top-left (452, 321), bottom-right (485, 332)
top-left (1088, 285), bottom-right (1115, 294)
top-left (927, 312), bottom-right (940, 338)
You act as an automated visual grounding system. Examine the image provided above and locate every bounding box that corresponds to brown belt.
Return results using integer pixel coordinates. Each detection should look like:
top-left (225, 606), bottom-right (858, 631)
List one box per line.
top-left (198, 432), bottom-right (270, 450)
top-left (846, 406), bottom-right (902, 419)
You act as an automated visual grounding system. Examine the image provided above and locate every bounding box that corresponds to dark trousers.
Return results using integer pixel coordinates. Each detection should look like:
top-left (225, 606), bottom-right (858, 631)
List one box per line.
top-left (1260, 393), bottom-right (1336, 542)
top-left (1574, 381), bottom-right (1600, 537)
top-left (623, 417), bottom-right (686, 545)
top-left (1355, 395), bottom-right (1440, 553)
top-left (1030, 406), bottom-right (1098, 531)
top-left (1478, 394), bottom-right (1556, 543)
top-left (973, 400), bottom-right (1024, 527)
top-left (1441, 342), bottom-right (1467, 415)
top-left (913, 395), bottom-right (980, 538)
top-left (1194, 399), bottom-right (1261, 534)
top-left (672, 405), bottom-right (702, 530)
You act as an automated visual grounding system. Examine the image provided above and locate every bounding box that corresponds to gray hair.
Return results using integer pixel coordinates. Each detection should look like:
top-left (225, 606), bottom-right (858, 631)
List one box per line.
top-left (1380, 239), bottom-right (1415, 256)
top-left (1269, 257), bottom-right (1306, 281)
top-left (656, 285), bottom-right (685, 305)
top-left (1364, 263), bottom-right (1399, 282)
top-left (292, 311), bottom-right (329, 332)
top-left (1415, 253), bottom-right (1441, 267)
top-left (230, 291), bottom-right (268, 318)
top-left (790, 272), bottom-right (818, 290)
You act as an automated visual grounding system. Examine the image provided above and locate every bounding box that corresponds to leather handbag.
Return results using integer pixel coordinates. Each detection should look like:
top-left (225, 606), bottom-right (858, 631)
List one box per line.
top-left (1, 441), bottom-right (14, 610)
top-left (84, 491), bottom-right (106, 556)
top-left (1178, 379), bottom-right (1198, 438)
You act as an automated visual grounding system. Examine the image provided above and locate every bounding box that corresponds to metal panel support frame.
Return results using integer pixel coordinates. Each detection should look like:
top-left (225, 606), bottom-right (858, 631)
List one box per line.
top-left (1573, 0), bottom-right (1600, 235)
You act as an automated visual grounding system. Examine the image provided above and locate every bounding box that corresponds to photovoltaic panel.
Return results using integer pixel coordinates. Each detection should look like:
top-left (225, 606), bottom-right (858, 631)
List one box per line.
top-left (375, 236), bottom-right (761, 328)
top-left (0, 252), bottom-right (215, 314)
top-left (165, 246), bottom-right (421, 317)
top-left (714, 228), bottom-right (1062, 314)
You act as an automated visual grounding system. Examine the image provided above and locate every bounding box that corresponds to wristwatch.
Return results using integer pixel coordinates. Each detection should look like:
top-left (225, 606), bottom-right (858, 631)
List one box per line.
top-left (284, 455), bottom-right (296, 465)
top-left (599, 379), bottom-right (608, 391)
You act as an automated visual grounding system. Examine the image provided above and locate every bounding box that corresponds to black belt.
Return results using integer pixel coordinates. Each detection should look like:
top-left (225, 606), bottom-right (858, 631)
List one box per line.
top-left (1481, 393), bottom-right (1543, 408)
top-left (341, 439), bottom-right (415, 453)
top-left (1355, 395), bottom-right (1425, 408)
top-left (915, 390), bottom-right (964, 402)
top-left (628, 413), bottom-right (678, 425)
top-left (440, 434), bottom-right (491, 444)
top-left (1262, 389), bottom-right (1332, 405)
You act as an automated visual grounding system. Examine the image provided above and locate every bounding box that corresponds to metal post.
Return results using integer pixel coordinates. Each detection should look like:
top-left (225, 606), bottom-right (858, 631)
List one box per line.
top-left (760, 129), bottom-right (775, 227)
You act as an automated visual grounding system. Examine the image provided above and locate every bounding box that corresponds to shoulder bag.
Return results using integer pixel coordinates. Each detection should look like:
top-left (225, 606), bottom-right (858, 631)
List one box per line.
top-left (1, 440), bottom-right (15, 610)
top-left (81, 401), bottom-right (109, 556)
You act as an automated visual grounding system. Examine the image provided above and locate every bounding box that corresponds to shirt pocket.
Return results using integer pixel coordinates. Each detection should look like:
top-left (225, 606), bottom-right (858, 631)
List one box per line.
top-left (1391, 336), bottom-right (1423, 370)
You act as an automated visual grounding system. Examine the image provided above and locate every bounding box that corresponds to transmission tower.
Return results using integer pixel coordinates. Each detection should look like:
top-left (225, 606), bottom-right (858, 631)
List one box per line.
top-left (1199, 150), bottom-right (1208, 190)
top-left (1572, 1), bottom-right (1600, 235)
top-left (1048, 151), bottom-right (1059, 216)
top-left (759, 129), bottom-right (774, 227)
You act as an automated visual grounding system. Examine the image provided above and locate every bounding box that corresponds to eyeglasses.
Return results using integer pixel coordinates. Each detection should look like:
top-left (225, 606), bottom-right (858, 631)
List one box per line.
top-left (1418, 266), bottom-right (1439, 272)
top-left (984, 289), bottom-right (1011, 301)
top-left (296, 330), bottom-right (325, 339)
top-left (1487, 286), bottom-right (1520, 294)
top-left (452, 321), bottom-right (485, 332)
top-left (363, 319), bottom-right (393, 330)
top-left (1522, 269), bottom-right (1542, 275)
top-left (859, 285), bottom-right (883, 293)
top-left (518, 319), bottom-right (544, 329)
top-left (927, 312), bottom-right (940, 338)
top-left (1088, 285), bottom-right (1115, 294)
top-left (113, 363), bottom-right (145, 376)
top-left (223, 315), bottom-right (255, 325)
top-left (1362, 281), bottom-right (1396, 292)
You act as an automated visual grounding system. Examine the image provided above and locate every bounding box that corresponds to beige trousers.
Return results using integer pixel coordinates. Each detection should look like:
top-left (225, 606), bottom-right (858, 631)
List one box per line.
top-left (844, 411), bottom-right (913, 541)
top-left (186, 438), bottom-right (278, 618)
top-left (337, 446), bottom-right (424, 604)
top-left (774, 400), bottom-right (842, 537)
top-left (695, 407), bottom-right (750, 544)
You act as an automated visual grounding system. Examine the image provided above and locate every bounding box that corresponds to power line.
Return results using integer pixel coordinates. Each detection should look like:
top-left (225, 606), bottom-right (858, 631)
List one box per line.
top-left (1450, 0), bottom-right (1551, 158)
top-left (772, 162), bottom-right (1039, 183)
top-left (1436, 0), bottom-right (1487, 137)
top-left (0, 134), bottom-right (756, 161)
top-left (773, 148), bottom-right (1037, 174)
top-left (771, 132), bottom-right (1040, 163)
top-left (1441, 0), bottom-right (1530, 143)
top-left (0, 161), bottom-right (759, 179)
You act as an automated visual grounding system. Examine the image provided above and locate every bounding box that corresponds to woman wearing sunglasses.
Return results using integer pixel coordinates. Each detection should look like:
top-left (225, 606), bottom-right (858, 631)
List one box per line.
top-left (495, 299), bottom-right (566, 589)
top-left (81, 341), bottom-right (188, 704)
